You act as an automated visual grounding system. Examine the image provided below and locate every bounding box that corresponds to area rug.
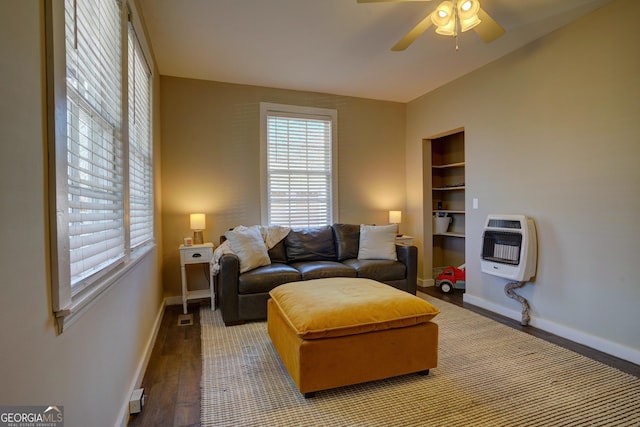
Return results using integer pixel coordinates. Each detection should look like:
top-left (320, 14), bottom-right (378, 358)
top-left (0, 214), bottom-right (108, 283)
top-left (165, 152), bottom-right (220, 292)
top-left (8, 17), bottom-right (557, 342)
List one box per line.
top-left (200, 294), bottom-right (640, 426)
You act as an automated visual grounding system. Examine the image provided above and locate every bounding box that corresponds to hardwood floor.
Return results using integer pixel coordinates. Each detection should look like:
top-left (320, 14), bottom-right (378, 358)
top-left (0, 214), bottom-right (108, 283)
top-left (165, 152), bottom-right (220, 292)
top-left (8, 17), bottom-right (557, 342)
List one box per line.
top-left (128, 290), bottom-right (639, 426)
top-left (128, 302), bottom-right (205, 427)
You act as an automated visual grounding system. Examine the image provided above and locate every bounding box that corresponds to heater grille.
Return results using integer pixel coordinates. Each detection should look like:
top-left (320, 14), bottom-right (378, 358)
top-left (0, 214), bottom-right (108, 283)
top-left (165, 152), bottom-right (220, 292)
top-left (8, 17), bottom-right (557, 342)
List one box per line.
top-left (487, 219), bottom-right (522, 229)
top-left (482, 231), bottom-right (522, 265)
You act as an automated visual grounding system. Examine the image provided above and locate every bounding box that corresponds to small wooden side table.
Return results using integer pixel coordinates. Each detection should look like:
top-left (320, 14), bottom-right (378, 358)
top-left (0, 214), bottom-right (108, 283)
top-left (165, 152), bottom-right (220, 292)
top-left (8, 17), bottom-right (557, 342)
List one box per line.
top-left (179, 242), bottom-right (214, 314)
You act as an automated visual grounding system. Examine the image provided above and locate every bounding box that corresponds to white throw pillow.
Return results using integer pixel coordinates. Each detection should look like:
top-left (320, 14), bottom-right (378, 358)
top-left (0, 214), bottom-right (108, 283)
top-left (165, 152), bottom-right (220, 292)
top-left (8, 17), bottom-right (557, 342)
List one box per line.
top-left (357, 224), bottom-right (398, 261)
top-left (225, 225), bottom-right (271, 273)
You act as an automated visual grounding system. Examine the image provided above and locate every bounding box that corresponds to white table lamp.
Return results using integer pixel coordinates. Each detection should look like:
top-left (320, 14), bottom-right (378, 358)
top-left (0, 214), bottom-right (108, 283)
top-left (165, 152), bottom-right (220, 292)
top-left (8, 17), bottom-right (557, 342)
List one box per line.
top-left (389, 210), bottom-right (402, 236)
top-left (190, 213), bottom-right (206, 244)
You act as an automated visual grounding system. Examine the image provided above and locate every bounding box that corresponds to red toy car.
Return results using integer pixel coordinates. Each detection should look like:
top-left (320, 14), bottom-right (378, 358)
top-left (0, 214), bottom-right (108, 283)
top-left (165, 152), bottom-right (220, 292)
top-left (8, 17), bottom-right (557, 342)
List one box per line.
top-left (435, 265), bottom-right (466, 293)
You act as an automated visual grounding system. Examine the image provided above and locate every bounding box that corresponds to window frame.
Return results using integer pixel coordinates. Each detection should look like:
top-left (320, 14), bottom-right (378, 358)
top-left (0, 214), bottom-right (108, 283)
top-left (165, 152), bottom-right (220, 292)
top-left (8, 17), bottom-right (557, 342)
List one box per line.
top-left (45, 0), bottom-right (155, 333)
top-left (260, 102), bottom-right (338, 227)
top-left (127, 20), bottom-right (154, 251)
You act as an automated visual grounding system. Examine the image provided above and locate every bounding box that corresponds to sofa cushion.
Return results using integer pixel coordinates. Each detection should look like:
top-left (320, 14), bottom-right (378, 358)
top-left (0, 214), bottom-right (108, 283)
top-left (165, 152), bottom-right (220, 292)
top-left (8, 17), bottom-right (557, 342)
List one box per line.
top-left (332, 223), bottom-right (360, 261)
top-left (269, 278), bottom-right (440, 339)
top-left (342, 258), bottom-right (406, 282)
top-left (238, 263), bottom-right (301, 294)
top-left (268, 239), bottom-right (288, 264)
top-left (225, 225), bottom-right (271, 273)
top-left (285, 226), bottom-right (336, 262)
top-left (290, 261), bottom-right (357, 281)
top-left (358, 224), bottom-right (398, 261)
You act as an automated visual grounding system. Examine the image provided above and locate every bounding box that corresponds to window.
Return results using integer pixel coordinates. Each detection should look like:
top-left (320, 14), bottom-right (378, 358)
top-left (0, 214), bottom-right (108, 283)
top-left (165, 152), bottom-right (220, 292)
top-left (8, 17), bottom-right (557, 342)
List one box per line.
top-left (46, 0), bottom-right (154, 332)
top-left (64, 0), bottom-right (124, 295)
top-left (128, 23), bottom-right (154, 250)
top-left (260, 103), bottom-right (338, 228)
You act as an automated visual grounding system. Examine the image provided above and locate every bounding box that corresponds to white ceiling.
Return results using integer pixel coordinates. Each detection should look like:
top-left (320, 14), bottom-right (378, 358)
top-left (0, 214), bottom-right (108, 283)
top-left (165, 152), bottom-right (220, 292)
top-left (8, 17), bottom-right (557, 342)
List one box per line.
top-left (138, 0), bottom-right (613, 103)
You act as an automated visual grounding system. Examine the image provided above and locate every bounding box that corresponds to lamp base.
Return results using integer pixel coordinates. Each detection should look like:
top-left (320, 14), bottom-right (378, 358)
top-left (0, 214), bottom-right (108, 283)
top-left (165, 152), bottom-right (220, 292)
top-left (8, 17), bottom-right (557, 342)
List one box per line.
top-left (193, 231), bottom-right (204, 245)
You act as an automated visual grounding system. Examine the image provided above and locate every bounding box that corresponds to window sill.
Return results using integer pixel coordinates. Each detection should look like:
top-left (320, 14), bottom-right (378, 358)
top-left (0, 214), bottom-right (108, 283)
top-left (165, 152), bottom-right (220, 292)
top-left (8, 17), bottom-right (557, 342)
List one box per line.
top-left (55, 243), bottom-right (156, 334)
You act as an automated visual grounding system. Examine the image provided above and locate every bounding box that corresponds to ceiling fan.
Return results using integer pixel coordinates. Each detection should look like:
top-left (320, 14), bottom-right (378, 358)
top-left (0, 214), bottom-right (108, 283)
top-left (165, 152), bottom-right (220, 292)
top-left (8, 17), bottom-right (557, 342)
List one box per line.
top-left (357, 0), bottom-right (505, 51)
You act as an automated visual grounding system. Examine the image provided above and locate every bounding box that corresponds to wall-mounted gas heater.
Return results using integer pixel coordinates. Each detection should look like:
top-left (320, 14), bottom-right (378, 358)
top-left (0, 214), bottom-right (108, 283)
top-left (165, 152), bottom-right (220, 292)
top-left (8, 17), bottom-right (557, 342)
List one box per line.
top-left (481, 214), bottom-right (538, 325)
top-left (481, 214), bottom-right (537, 281)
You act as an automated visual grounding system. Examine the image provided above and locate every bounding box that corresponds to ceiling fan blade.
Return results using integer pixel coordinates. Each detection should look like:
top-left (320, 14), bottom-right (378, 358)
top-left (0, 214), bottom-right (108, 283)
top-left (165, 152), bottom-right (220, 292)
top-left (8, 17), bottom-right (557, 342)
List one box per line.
top-left (391, 13), bottom-right (434, 51)
top-left (473, 7), bottom-right (505, 43)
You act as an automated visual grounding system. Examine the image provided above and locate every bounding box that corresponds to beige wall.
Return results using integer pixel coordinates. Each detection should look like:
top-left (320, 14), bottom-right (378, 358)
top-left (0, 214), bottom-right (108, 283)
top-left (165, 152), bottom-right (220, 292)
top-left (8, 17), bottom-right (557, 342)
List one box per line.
top-left (160, 77), bottom-right (406, 296)
top-left (0, 2), bottom-right (164, 426)
top-left (3, 4), bottom-right (636, 425)
top-left (406, 0), bottom-right (640, 362)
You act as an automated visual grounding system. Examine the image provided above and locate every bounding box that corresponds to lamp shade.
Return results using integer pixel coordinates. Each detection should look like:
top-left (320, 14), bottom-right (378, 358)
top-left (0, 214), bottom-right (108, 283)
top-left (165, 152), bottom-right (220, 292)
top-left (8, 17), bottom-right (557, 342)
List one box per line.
top-left (458, 0), bottom-right (481, 32)
top-left (459, 14), bottom-right (481, 32)
top-left (389, 210), bottom-right (402, 224)
top-left (458, 0), bottom-right (480, 18)
top-left (435, 20), bottom-right (456, 36)
top-left (190, 213), bottom-right (206, 230)
top-left (431, 1), bottom-right (454, 29)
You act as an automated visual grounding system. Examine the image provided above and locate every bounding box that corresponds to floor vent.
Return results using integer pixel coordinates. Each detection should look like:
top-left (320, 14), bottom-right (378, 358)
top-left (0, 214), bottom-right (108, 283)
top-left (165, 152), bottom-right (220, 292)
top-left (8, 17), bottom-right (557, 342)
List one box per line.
top-left (177, 313), bottom-right (193, 326)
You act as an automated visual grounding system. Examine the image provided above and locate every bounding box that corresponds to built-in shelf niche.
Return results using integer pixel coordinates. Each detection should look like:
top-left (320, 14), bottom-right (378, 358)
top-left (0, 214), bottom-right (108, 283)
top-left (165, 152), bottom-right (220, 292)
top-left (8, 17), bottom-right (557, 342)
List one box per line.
top-left (429, 130), bottom-right (466, 279)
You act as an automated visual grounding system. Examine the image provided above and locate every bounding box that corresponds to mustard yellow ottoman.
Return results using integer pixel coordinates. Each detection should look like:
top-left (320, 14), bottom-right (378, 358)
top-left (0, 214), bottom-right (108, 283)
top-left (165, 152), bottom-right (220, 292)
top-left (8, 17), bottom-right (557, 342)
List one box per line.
top-left (267, 278), bottom-right (440, 397)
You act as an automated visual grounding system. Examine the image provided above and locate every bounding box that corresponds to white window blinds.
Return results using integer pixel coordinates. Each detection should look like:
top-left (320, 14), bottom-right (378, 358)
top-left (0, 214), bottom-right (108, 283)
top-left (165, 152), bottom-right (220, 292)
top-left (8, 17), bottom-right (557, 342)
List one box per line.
top-left (128, 23), bottom-right (154, 249)
top-left (65, 0), bottom-right (125, 292)
top-left (263, 105), bottom-right (337, 227)
top-left (46, 0), bottom-right (155, 332)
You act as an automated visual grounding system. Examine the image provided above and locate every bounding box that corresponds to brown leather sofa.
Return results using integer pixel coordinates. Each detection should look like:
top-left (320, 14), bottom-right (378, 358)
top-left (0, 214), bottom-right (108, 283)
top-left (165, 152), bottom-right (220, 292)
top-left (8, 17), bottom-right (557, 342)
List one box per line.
top-left (217, 223), bottom-right (418, 326)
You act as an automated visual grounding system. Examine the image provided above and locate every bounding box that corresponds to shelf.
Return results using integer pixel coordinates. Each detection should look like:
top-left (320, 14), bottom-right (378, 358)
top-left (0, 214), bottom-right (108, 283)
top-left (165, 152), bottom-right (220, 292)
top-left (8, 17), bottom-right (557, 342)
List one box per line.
top-left (433, 186), bottom-right (465, 191)
top-left (187, 289), bottom-right (212, 300)
top-left (432, 162), bottom-right (465, 169)
top-left (434, 232), bottom-right (465, 238)
top-left (433, 210), bottom-right (465, 215)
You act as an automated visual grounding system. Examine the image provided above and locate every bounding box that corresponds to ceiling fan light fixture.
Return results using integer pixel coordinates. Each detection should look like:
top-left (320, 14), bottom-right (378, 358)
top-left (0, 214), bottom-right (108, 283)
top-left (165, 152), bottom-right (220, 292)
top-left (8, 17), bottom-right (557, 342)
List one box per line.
top-left (360, 0), bottom-right (505, 52)
top-left (459, 15), bottom-right (481, 32)
top-left (431, 1), bottom-right (454, 28)
top-left (459, 0), bottom-right (477, 14)
top-left (458, 0), bottom-right (481, 32)
top-left (435, 20), bottom-right (456, 36)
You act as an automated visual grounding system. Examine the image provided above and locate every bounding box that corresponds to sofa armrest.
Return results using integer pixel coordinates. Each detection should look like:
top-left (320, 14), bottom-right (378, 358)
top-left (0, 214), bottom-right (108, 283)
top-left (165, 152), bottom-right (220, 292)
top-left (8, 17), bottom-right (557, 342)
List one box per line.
top-left (218, 253), bottom-right (242, 325)
top-left (396, 245), bottom-right (418, 294)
